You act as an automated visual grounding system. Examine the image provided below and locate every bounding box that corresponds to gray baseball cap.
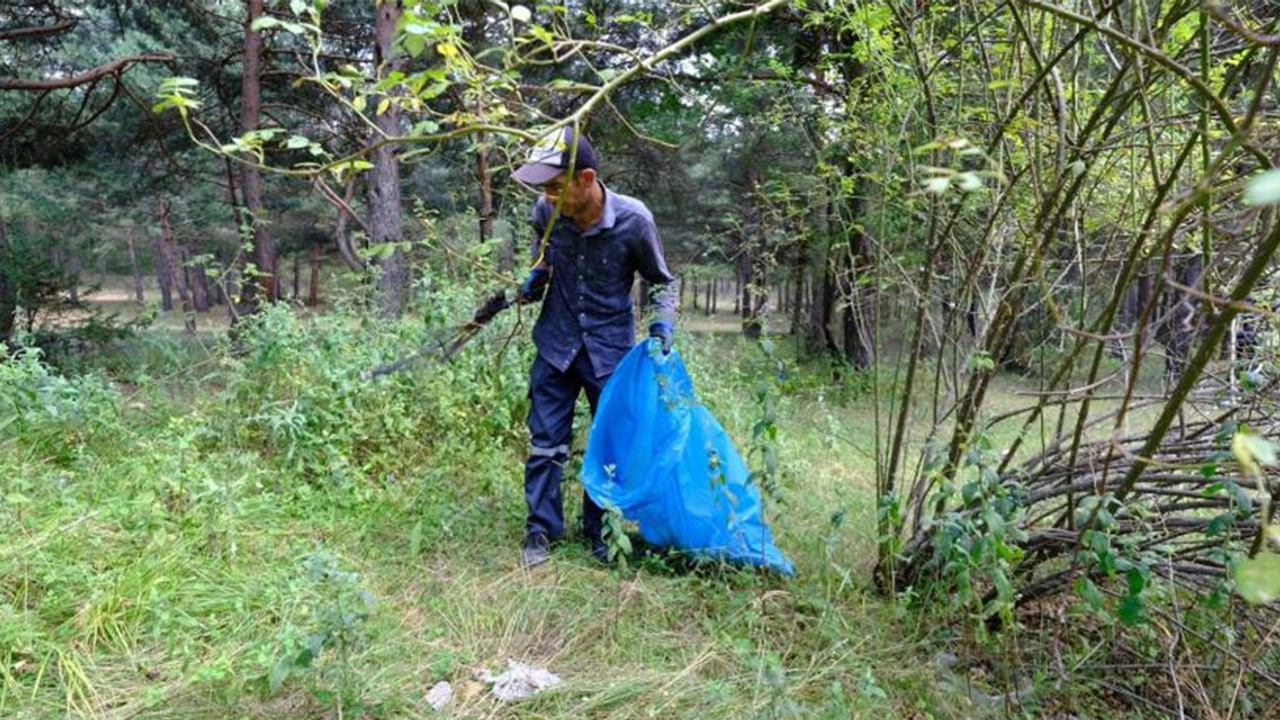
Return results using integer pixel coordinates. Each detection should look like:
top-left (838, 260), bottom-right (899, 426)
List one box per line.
top-left (512, 127), bottom-right (598, 185)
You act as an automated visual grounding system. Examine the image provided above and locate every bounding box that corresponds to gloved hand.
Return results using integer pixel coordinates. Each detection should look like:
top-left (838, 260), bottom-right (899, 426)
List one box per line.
top-left (518, 266), bottom-right (549, 304)
top-left (648, 320), bottom-right (674, 355)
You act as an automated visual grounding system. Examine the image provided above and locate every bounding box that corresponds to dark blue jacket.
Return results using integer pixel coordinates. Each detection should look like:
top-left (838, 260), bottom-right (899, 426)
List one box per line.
top-left (530, 184), bottom-right (676, 377)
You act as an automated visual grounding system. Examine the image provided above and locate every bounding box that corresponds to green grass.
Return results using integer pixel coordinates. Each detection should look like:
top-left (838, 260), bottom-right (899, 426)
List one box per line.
top-left (2, 302), bottom-right (1168, 719)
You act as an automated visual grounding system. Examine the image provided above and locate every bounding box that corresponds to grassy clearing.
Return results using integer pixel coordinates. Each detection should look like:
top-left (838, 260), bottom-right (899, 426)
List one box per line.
top-left (1, 299), bottom-right (1164, 719)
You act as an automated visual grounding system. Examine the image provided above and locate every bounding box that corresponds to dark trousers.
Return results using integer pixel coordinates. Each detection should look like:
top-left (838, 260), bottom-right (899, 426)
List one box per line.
top-left (525, 349), bottom-right (607, 543)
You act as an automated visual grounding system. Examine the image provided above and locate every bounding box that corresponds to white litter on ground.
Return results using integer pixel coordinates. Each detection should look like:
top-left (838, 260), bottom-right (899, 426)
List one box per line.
top-left (479, 659), bottom-right (563, 701)
top-left (426, 681), bottom-right (453, 711)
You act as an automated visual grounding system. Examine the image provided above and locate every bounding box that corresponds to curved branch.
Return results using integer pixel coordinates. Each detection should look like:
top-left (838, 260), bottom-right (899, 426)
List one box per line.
top-left (0, 19), bottom-right (77, 42)
top-left (1209, 4), bottom-right (1280, 46)
top-left (0, 52), bottom-right (173, 90)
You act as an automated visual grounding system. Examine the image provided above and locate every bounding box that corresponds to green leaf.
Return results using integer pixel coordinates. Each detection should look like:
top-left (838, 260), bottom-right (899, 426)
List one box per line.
top-left (409, 518), bottom-right (423, 557)
top-left (1118, 594), bottom-right (1144, 625)
top-left (268, 657), bottom-right (291, 693)
top-left (1235, 552), bottom-right (1280, 604)
top-left (251, 16), bottom-right (280, 31)
top-left (1126, 567), bottom-right (1145, 596)
top-left (1207, 513), bottom-right (1232, 537)
top-left (411, 120), bottom-right (440, 135)
top-left (403, 34), bottom-right (426, 57)
top-left (403, 22), bottom-right (437, 35)
top-left (284, 135), bottom-right (311, 150)
top-left (956, 173), bottom-right (983, 192)
top-left (1232, 429), bottom-right (1277, 476)
top-left (511, 5), bottom-right (532, 22)
top-left (922, 177), bottom-right (951, 195)
top-left (1076, 576), bottom-right (1104, 611)
top-left (290, 0), bottom-right (307, 14)
top-left (1244, 170), bottom-right (1280, 207)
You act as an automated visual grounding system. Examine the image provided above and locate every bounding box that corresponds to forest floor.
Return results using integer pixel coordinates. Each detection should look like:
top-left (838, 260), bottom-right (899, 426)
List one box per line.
top-left (1, 289), bottom-right (1164, 719)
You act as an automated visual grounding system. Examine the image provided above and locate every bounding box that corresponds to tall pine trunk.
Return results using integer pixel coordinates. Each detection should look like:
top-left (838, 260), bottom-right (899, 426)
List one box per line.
top-left (841, 184), bottom-right (875, 369)
top-left (368, 0), bottom-right (408, 317)
top-left (186, 241), bottom-right (211, 312)
top-left (239, 0), bottom-right (276, 311)
top-left (152, 232), bottom-right (174, 312)
top-left (0, 195), bottom-right (15, 347)
top-left (158, 200), bottom-right (195, 332)
top-left (308, 242), bottom-right (321, 306)
top-left (126, 232), bottom-right (145, 303)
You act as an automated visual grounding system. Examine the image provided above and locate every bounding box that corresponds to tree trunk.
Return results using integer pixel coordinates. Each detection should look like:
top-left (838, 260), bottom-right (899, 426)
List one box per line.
top-left (332, 175), bottom-right (367, 273)
top-left (126, 233), bottom-right (145, 303)
top-left (740, 253), bottom-right (761, 339)
top-left (158, 200), bottom-right (194, 331)
top-left (65, 242), bottom-right (80, 303)
top-left (220, 157), bottom-right (245, 315)
top-left (368, 0), bottom-right (408, 317)
top-left (710, 278), bottom-right (717, 314)
top-left (808, 193), bottom-right (839, 354)
top-left (734, 266), bottom-right (741, 315)
top-left (187, 241), bottom-right (211, 312)
top-left (1164, 253), bottom-right (1205, 383)
top-left (841, 185), bottom-right (875, 369)
top-left (308, 242), bottom-right (321, 306)
top-left (0, 195), bottom-right (15, 347)
top-left (239, 0), bottom-right (276, 310)
top-left (477, 133), bottom-right (494, 245)
top-left (292, 252), bottom-right (301, 299)
top-left (152, 232), bottom-right (174, 312)
top-left (790, 259), bottom-right (805, 335)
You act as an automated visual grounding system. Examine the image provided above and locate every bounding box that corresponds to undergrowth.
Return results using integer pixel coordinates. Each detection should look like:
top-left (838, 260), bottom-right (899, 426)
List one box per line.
top-left (1, 298), bottom-right (1125, 719)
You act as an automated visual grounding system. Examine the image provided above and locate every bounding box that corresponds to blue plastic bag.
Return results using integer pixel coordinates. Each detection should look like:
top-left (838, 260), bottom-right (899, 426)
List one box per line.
top-left (581, 341), bottom-right (794, 575)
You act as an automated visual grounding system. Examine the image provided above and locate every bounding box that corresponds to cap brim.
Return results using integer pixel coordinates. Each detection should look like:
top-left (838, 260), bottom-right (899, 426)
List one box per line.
top-left (512, 163), bottom-right (565, 186)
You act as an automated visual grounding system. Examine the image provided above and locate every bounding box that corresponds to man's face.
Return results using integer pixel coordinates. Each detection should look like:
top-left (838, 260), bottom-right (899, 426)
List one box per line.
top-left (541, 168), bottom-right (595, 215)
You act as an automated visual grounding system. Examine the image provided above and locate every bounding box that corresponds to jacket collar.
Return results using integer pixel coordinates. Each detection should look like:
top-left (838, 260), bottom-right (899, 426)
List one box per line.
top-left (582, 182), bottom-right (616, 237)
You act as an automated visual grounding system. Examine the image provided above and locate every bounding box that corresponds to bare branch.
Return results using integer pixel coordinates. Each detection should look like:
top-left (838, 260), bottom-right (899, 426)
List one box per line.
top-left (0, 52), bottom-right (174, 91)
top-left (0, 19), bottom-right (76, 42)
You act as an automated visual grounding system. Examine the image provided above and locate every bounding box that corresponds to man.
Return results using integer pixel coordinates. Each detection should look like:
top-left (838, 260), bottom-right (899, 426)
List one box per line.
top-left (512, 127), bottom-right (677, 568)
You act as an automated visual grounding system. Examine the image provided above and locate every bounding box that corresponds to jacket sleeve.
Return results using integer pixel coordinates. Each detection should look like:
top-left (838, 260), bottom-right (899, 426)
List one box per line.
top-left (633, 209), bottom-right (678, 327)
top-left (529, 198), bottom-right (549, 265)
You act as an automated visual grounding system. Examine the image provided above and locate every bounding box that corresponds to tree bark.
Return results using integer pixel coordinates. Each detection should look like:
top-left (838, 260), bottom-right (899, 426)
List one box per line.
top-left (790, 258), bottom-right (805, 335)
top-left (331, 175), bottom-right (367, 273)
top-left (0, 53), bottom-right (173, 90)
top-left (220, 156), bottom-right (245, 316)
top-left (152, 233), bottom-right (174, 312)
top-left (368, 0), bottom-right (408, 317)
top-left (292, 252), bottom-right (301, 299)
top-left (734, 264), bottom-right (742, 316)
top-left (477, 132), bottom-right (494, 245)
top-left (308, 242), bottom-right (321, 306)
top-left (808, 194), bottom-right (840, 354)
top-left (239, 0), bottom-right (276, 310)
top-left (840, 185), bottom-right (875, 369)
top-left (126, 232), bottom-right (145, 303)
top-left (186, 241), bottom-right (211, 312)
top-left (0, 195), bottom-right (15, 346)
top-left (158, 199), bottom-right (194, 331)
top-left (64, 242), bottom-right (80, 303)
top-left (740, 253), bottom-right (761, 339)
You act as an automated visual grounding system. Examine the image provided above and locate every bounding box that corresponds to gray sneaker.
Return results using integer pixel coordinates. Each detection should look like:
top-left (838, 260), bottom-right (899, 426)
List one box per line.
top-left (521, 533), bottom-right (550, 568)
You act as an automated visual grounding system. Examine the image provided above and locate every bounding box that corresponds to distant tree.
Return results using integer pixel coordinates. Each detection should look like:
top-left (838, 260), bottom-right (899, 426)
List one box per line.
top-left (237, 0), bottom-right (277, 311)
top-left (366, 0), bottom-right (408, 317)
